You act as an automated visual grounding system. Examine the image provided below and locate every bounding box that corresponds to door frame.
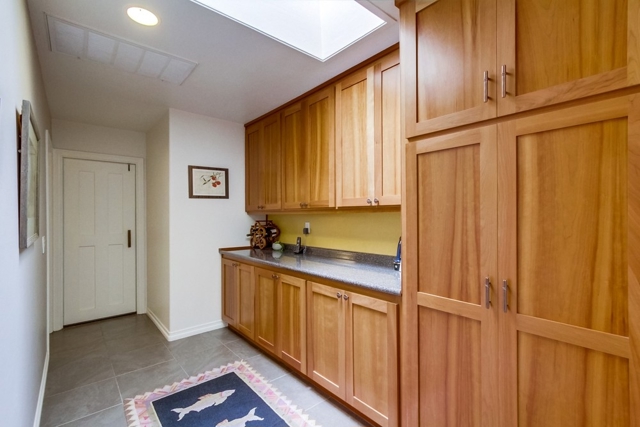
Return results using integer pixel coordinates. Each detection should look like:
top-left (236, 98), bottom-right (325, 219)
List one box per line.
top-left (51, 149), bottom-right (146, 331)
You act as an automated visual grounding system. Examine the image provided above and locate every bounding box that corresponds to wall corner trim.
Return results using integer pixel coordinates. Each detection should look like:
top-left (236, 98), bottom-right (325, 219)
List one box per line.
top-left (146, 309), bottom-right (226, 342)
top-left (33, 350), bottom-right (49, 427)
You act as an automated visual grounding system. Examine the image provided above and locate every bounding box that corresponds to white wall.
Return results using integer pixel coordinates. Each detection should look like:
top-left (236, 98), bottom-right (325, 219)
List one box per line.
top-left (52, 119), bottom-right (146, 158)
top-left (0, 0), bottom-right (51, 425)
top-left (146, 113), bottom-right (171, 328)
top-left (168, 109), bottom-right (253, 334)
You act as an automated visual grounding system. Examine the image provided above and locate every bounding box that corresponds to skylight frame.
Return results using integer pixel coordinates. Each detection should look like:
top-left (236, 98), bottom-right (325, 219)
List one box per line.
top-left (189, 0), bottom-right (389, 62)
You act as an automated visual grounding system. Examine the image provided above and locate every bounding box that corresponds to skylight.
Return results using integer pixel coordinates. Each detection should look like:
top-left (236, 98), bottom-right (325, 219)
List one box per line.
top-left (190, 0), bottom-right (386, 61)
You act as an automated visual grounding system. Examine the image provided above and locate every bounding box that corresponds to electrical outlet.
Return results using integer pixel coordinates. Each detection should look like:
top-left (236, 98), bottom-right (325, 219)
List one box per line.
top-left (303, 222), bottom-right (310, 234)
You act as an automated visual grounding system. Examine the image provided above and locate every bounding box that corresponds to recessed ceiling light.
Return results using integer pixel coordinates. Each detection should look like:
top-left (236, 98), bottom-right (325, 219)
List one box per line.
top-left (127, 7), bottom-right (159, 26)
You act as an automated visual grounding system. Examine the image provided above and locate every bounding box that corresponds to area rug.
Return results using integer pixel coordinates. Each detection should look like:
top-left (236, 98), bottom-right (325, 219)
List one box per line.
top-left (124, 360), bottom-right (318, 427)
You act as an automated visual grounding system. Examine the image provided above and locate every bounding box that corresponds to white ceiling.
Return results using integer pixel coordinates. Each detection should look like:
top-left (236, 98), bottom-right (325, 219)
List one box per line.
top-left (26, 0), bottom-right (399, 132)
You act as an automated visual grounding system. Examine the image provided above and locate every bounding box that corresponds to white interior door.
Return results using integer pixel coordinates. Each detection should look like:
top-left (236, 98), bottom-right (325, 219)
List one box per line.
top-left (63, 158), bottom-right (136, 324)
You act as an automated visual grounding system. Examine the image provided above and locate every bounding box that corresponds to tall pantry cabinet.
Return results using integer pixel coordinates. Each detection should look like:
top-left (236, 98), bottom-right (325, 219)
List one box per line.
top-left (398, 0), bottom-right (640, 426)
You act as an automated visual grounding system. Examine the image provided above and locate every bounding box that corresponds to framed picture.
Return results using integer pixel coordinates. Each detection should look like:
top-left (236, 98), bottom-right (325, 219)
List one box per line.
top-left (188, 165), bottom-right (229, 199)
top-left (19, 100), bottom-right (40, 249)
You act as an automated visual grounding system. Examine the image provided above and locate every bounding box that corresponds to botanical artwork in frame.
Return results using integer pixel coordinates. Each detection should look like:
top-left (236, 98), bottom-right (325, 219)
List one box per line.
top-left (188, 165), bottom-right (229, 199)
top-left (19, 99), bottom-right (40, 249)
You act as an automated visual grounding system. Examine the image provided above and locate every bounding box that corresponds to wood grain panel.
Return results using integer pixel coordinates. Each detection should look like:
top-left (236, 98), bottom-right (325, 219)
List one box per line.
top-left (415, 0), bottom-right (495, 122)
top-left (517, 119), bottom-right (628, 336)
top-left (307, 281), bottom-right (345, 399)
top-left (378, 60), bottom-right (402, 205)
top-left (255, 268), bottom-right (278, 355)
top-left (515, 0), bottom-right (627, 96)
top-left (262, 115), bottom-right (281, 209)
top-left (221, 259), bottom-right (237, 326)
top-left (417, 144), bottom-right (481, 304)
top-left (419, 307), bottom-right (482, 427)
top-left (518, 333), bottom-right (630, 427)
top-left (307, 87), bottom-right (335, 208)
top-left (237, 263), bottom-right (254, 339)
top-left (279, 274), bottom-right (306, 373)
top-left (245, 125), bottom-right (261, 211)
top-left (282, 103), bottom-right (307, 209)
top-left (337, 77), bottom-right (372, 204)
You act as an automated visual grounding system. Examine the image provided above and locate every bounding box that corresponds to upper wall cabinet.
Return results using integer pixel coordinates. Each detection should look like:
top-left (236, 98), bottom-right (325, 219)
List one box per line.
top-left (336, 50), bottom-right (402, 207)
top-left (399, 0), bottom-right (640, 138)
top-left (246, 113), bottom-right (281, 211)
top-left (282, 87), bottom-right (335, 210)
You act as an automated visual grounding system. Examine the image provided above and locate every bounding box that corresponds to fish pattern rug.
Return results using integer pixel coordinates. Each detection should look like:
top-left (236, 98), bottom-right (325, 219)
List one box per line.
top-left (124, 360), bottom-right (318, 427)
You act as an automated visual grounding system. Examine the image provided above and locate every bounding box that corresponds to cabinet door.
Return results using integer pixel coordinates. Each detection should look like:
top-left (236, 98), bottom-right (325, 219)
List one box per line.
top-left (403, 125), bottom-right (499, 427)
top-left (307, 281), bottom-right (346, 399)
top-left (282, 102), bottom-right (308, 210)
top-left (336, 68), bottom-right (375, 207)
top-left (498, 97), bottom-right (639, 427)
top-left (278, 274), bottom-right (306, 373)
top-left (236, 263), bottom-right (255, 340)
top-left (261, 114), bottom-right (282, 210)
top-left (497, 0), bottom-right (638, 116)
top-left (306, 86), bottom-right (335, 208)
top-left (346, 292), bottom-right (398, 427)
top-left (375, 50), bottom-right (402, 206)
top-left (400, 0), bottom-right (497, 138)
top-left (245, 123), bottom-right (261, 211)
top-left (255, 268), bottom-right (279, 355)
top-left (221, 259), bottom-right (238, 326)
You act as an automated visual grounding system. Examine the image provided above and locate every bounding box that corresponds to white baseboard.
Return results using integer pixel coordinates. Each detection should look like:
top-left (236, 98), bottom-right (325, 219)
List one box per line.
top-left (33, 350), bottom-right (49, 427)
top-left (146, 309), bottom-right (225, 342)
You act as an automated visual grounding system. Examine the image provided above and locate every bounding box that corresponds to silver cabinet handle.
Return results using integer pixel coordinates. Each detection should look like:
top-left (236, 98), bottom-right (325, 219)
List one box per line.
top-left (483, 71), bottom-right (489, 103)
top-left (502, 279), bottom-right (509, 313)
top-left (484, 276), bottom-right (491, 309)
top-left (366, 198), bottom-right (372, 205)
top-left (343, 294), bottom-right (349, 301)
top-left (336, 292), bottom-right (342, 299)
top-left (373, 198), bottom-right (379, 205)
top-left (501, 65), bottom-right (507, 98)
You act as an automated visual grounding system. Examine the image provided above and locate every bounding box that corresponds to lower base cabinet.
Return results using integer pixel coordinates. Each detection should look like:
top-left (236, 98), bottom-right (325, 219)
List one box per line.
top-left (222, 257), bottom-right (399, 427)
top-left (307, 281), bottom-right (398, 427)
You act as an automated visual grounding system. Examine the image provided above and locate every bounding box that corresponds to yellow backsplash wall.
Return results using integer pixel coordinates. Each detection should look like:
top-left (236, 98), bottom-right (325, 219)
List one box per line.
top-left (269, 211), bottom-right (401, 256)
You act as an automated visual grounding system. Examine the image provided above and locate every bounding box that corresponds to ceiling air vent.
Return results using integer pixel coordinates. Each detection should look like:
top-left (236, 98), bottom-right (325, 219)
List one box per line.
top-left (45, 14), bottom-right (197, 85)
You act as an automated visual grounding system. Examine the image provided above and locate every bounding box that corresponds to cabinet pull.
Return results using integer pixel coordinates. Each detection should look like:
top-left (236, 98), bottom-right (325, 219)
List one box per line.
top-left (484, 276), bottom-right (491, 309)
top-left (366, 198), bottom-right (372, 206)
top-left (336, 292), bottom-right (342, 299)
top-left (483, 71), bottom-right (489, 103)
top-left (373, 198), bottom-right (379, 205)
top-left (127, 230), bottom-right (132, 248)
top-left (300, 202), bottom-right (304, 208)
top-left (502, 279), bottom-right (509, 313)
top-left (343, 294), bottom-right (349, 301)
top-left (501, 65), bottom-right (507, 98)
top-left (271, 274), bottom-right (279, 280)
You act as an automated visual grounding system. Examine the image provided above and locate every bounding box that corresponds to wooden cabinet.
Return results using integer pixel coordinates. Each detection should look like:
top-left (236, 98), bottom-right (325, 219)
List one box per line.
top-left (403, 96), bottom-right (640, 426)
top-left (336, 50), bottom-right (402, 207)
top-left (399, 0), bottom-right (640, 137)
top-left (221, 259), bottom-right (238, 327)
top-left (282, 87), bottom-right (335, 210)
top-left (254, 267), bottom-right (307, 372)
top-left (254, 267), bottom-right (279, 355)
top-left (308, 281), bottom-right (398, 427)
top-left (278, 273), bottom-right (307, 373)
top-left (245, 113), bottom-right (281, 211)
top-left (221, 260), bottom-right (255, 339)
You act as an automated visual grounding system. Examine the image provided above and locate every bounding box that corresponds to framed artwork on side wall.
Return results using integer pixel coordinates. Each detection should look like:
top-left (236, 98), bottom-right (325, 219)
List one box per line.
top-left (18, 99), bottom-right (40, 249)
top-left (188, 165), bottom-right (229, 199)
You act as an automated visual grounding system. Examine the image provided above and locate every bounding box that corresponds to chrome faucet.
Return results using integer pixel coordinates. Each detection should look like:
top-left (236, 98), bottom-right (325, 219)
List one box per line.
top-left (293, 236), bottom-right (305, 254)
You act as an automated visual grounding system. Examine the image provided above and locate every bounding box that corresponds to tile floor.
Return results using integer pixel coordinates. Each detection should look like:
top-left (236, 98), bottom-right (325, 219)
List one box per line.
top-left (41, 314), bottom-right (372, 427)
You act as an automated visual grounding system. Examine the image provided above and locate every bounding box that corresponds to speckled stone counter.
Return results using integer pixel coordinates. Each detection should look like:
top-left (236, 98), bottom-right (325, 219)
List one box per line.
top-left (220, 246), bottom-right (401, 296)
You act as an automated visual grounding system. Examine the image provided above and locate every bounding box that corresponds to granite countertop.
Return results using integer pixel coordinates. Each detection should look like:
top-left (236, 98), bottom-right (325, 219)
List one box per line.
top-left (220, 245), bottom-right (401, 296)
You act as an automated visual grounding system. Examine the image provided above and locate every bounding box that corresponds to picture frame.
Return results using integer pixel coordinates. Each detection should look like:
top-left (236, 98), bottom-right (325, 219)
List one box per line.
top-left (18, 100), bottom-right (40, 249)
top-left (188, 165), bottom-right (229, 199)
